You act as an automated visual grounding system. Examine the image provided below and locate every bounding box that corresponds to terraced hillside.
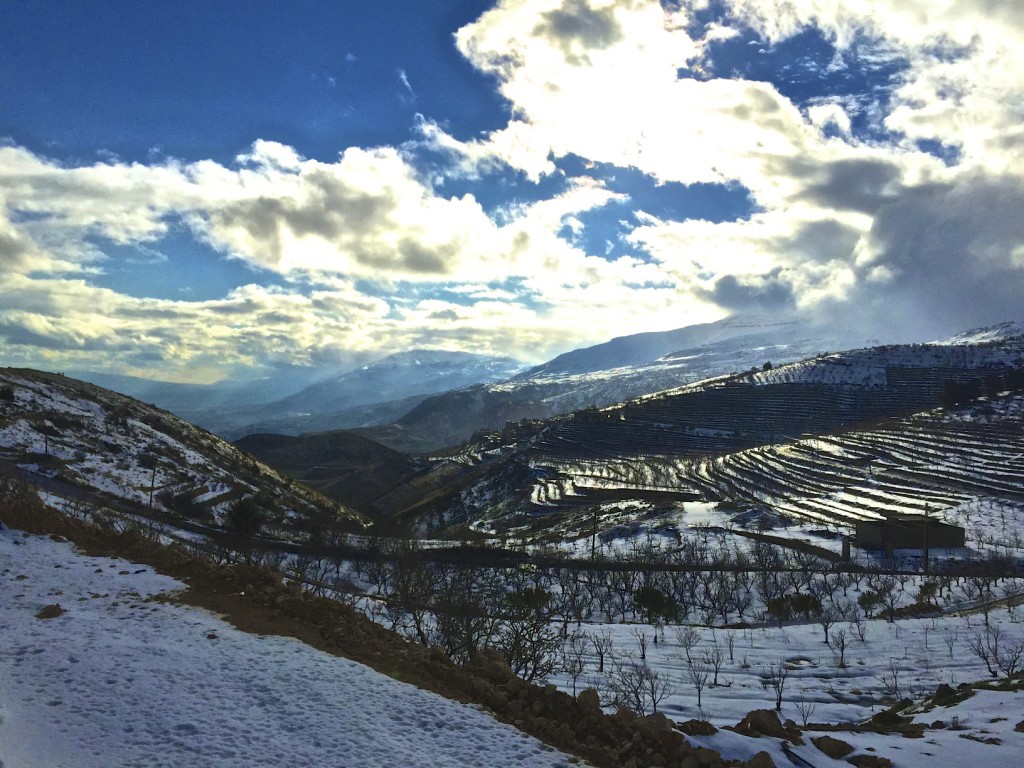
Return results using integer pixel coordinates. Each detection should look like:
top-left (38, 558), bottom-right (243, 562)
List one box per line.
top-left (522, 333), bottom-right (1024, 463)
top-left (0, 368), bottom-right (364, 537)
top-left (528, 395), bottom-right (1024, 549)
top-left (413, 332), bottom-right (1024, 541)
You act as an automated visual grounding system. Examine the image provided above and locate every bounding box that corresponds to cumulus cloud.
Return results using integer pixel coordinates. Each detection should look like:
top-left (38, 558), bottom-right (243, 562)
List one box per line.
top-left (3, 0), bottom-right (1023, 379)
top-left (0, 136), bottom-right (712, 375)
top-left (445, 0), bottom-right (1024, 337)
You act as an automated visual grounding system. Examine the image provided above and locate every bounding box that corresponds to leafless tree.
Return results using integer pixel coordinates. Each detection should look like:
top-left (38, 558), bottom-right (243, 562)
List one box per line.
top-left (942, 627), bottom-right (958, 658)
top-left (632, 627), bottom-right (649, 661)
top-left (675, 626), bottom-right (701, 664)
top-left (760, 661), bottom-right (790, 712)
top-left (590, 629), bottom-right (614, 673)
top-left (607, 652), bottom-right (675, 715)
top-left (831, 628), bottom-right (850, 667)
top-left (877, 659), bottom-right (905, 698)
top-left (687, 660), bottom-right (711, 709)
top-left (562, 632), bottom-right (590, 697)
top-left (702, 642), bottom-right (726, 686)
top-left (793, 698), bottom-right (817, 727)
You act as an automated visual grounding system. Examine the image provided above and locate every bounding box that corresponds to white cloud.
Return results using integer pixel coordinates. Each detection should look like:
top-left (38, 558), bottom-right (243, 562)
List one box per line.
top-left (0, 137), bottom-right (717, 374)
top-left (445, 0), bottom-right (1024, 336)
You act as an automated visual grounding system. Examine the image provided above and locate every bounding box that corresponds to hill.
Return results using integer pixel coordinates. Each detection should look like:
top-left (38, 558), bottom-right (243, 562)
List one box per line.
top-left (0, 368), bottom-right (364, 537)
top-left (359, 329), bottom-right (1024, 537)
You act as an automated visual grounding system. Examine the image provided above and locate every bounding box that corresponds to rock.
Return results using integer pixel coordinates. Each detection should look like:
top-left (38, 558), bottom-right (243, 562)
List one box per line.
top-left (643, 712), bottom-right (673, 732)
top-left (35, 603), bottom-right (65, 619)
top-left (679, 719), bottom-right (718, 736)
top-left (577, 687), bottom-right (601, 712)
top-left (870, 709), bottom-right (905, 726)
top-left (694, 746), bottom-right (721, 766)
top-left (933, 683), bottom-right (957, 703)
top-left (812, 735), bottom-right (855, 759)
top-left (503, 676), bottom-right (525, 696)
top-left (847, 755), bottom-right (894, 768)
top-left (736, 709), bottom-right (785, 738)
top-left (613, 705), bottom-right (637, 724)
top-left (748, 751), bottom-right (776, 768)
top-left (1015, 719), bottom-right (1024, 733)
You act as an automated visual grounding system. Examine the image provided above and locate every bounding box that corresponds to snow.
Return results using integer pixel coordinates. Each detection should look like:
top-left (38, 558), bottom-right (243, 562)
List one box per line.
top-left (0, 529), bottom-right (578, 768)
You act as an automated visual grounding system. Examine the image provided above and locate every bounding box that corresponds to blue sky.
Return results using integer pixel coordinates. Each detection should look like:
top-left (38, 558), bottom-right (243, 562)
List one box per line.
top-left (1, 1), bottom-right (1022, 382)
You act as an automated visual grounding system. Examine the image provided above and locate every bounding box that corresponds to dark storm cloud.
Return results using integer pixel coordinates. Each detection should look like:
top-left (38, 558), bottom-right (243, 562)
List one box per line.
top-left (775, 217), bottom-right (862, 263)
top-left (535, 0), bottom-right (624, 65)
top-left (705, 269), bottom-right (796, 311)
top-left (796, 158), bottom-right (903, 214)
top-left (823, 174), bottom-right (1024, 338)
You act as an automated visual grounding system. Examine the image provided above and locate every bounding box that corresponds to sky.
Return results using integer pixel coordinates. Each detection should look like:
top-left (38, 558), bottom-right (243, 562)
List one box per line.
top-left (1, 1), bottom-right (1023, 383)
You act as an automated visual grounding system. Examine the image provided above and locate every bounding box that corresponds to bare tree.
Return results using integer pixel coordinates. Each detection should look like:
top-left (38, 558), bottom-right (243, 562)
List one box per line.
top-left (675, 626), bottom-right (701, 664)
top-left (793, 698), bottom-right (817, 727)
top-left (562, 632), bottom-right (590, 697)
top-left (760, 661), bottom-right (790, 712)
top-left (942, 627), bottom-right (958, 658)
top-left (607, 652), bottom-right (675, 715)
top-left (702, 642), bottom-right (726, 687)
top-left (590, 629), bottom-right (614, 673)
top-left (819, 605), bottom-right (845, 644)
top-left (687, 660), bottom-right (712, 709)
top-left (831, 628), bottom-right (850, 668)
top-left (877, 659), bottom-right (905, 698)
top-left (851, 616), bottom-right (869, 643)
top-left (632, 627), bottom-right (649, 661)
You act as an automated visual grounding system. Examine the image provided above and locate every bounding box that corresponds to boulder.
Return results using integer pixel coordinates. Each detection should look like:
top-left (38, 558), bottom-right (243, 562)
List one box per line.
top-left (679, 719), bottom-right (718, 736)
top-left (812, 735), bottom-right (855, 759)
top-left (847, 755), bottom-right (894, 768)
top-left (748, 752), bottom-right (776, 768)
top-left (577, 687), bottom-right (602, 713)
top-left (735, 709), bottom-right (785, 738)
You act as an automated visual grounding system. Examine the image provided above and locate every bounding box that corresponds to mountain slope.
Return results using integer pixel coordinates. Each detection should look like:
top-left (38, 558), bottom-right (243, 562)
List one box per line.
top-left (235, 431), bottom-right (421, 517)
top-left (517, 315), bottom-right (806, 378)
top-left (370, 329), bottom-right (1024, 536)
top-left (0, 528), bottom-right (579, 768)
top-left (363, 319), bottom-right (849, 452)
top-left (0, 368), bottom-right (364, 534)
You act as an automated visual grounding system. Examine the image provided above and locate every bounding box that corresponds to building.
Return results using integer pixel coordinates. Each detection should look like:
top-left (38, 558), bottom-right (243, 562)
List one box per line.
top-left (854, 514), bottom-right (965, 555)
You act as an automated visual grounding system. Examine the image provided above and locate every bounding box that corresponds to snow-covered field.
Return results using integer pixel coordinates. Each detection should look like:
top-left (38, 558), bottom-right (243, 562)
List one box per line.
top-left (0, 528), bottom-right (579, 768)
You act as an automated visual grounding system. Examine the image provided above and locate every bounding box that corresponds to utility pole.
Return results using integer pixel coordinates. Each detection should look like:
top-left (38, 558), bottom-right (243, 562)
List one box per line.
top-left (148, 462), bottom-right (157, 509)
top-left (591, 507), bottom-right (598, 560)
top-left (922, 505), bottom-right (930, 575)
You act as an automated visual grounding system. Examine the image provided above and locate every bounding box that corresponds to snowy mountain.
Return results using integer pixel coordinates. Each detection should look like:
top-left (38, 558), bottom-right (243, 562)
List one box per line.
top-left (362, 318), bottom-right (851, 452)
top-left (517, 315), bottom-right (811, 379)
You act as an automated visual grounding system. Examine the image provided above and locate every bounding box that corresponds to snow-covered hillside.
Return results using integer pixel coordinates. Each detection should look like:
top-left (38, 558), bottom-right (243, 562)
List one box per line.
top-left (0, 528), bottom-right (578, 768)
top-left (0, 368), bottom-right (363, 533)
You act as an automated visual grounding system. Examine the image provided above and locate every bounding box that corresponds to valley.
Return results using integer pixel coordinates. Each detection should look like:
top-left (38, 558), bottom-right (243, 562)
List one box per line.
top-left (3, 320), bottom-right (1024, 768)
